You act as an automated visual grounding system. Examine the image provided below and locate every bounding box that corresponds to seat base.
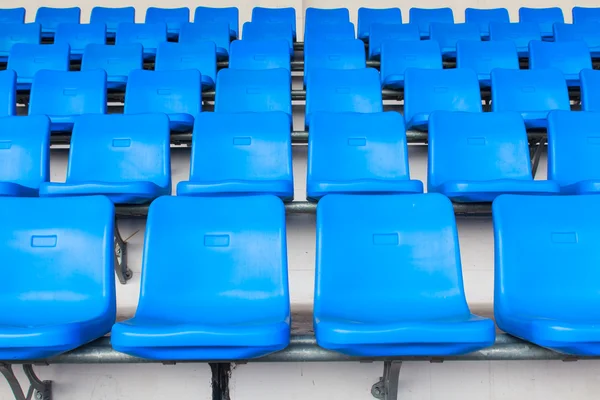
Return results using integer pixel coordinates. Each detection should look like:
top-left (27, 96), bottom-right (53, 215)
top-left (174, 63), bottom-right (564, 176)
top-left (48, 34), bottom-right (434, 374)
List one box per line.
top-left (111, 344), bottom-right (286, 360)
top-left (0, 182), bottom-right (38, 197)
top-left (168, 113), bottom-right (195, 132)
top-left (307, 179), bottom-right (423, 201)
top-left (381, 74), bottom-right (405, 90)
top-left (107, 76), bottom-right (128, 91)
top-left (406, 113), bottom-right (430, 131)
top-left (39, 181), bottom-right (167, 204)
top-left (434, 179), bottom-right (560, 202)
top-left (318, 341), bottom-right (493, 357)
top-left (201, 75), bottom-right (215, 90)
top-left (561, 180), bottom-right (600, 195)
top-left (177, 180), bottom-right (293, 201)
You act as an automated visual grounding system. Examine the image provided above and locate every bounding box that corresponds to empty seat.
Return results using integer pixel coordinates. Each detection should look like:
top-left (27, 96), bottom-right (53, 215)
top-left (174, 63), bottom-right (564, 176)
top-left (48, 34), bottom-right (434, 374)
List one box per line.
top-left (306, 68), bottom-right (382, 128)
top-left (380, 40), bottom-right (442, 89)
top-left (409, 7), bottom-right (454, 38)
top-left (0, 23), bottom-right (40, 62)
top-left (368, 23), bottom-right (420, 60)
top-left (35, 7), bottom-right (80, 39)
top-left (229, 40), bottom-right (290, 71)
top-left (357, 7), bottom-right (402, 40)
top-left (457, 40), bottom-right (519, 87)
top-left (529, 40), bottom-right (591, 86)
top-left (29, 69), bottom-right (106, 132)
top-left (304, 39), bottom-right (366, 86)
top-left (493, 194), bottom-right (600, 356)
top-left (194, 6), bottom-right (239, 39)
top-left (554, 23), bottom-right (600, 58)
top-left (116, 22), bottom-right (167, 60)
top-left (0, 115), bottom-right (50, 197)
top-left (145, 7), bottom-right (190, 39)
top-left (304, 22), bottom-right (355, 55)
top-left (242, 22), bottom-right (294, 54)
top-left (90, 7), bottom-right (135, 38)
top-left (124, 69), bottom-right (201, 132)
top-left (252, 7), bottom-right (296, 40)
top-left (430, 22), bottom-right (481, 58)
top-left (315, 193), bottom-right (495, 356)
top-left (519, 7), bottom-right (564, 39)
top-left (489, 22), bottom-right (542, 57)
top-left (307, 112), bottom-right (423, 201)
top-left (491, 68), bottom-right (570, 128)
top-left (40, 114), bottom-right (171, 204)
top-left (54, 23), bottom-right (106, 60)
top-left (0, 8), bottom-right (25, 24)
top-left (81, 44), bottom-right (143, 91)
top-left (305, 7), bottom-right (350, 37)
top-left (180, 22), bottom-right (230, 59)
top-left (178, 112), bottom-right (293, 199)
top-left (0, 195), bottom-right (116, 360)
top-left (0, 70), bottom-right (15, 117)
top-left (111, 195), bottom-right (290, 360)
top-left (465, 8), bottom-right (510, 38)
top-left (581, 69), bottom-right (600, 111)
top-left (155, 42), bottom-right (217, 89)
top-left (573, 7), bottom-right (600, 24)
top-left (404, 68), bottom-right (481, 130)
top-left (428, 111), bottom-right (559, 202)
top-left (8, 43), bottom-right (70, 90)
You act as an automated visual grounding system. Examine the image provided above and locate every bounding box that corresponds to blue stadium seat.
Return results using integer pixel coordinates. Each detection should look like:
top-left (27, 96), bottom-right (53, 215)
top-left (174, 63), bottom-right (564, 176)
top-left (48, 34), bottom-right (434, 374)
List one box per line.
top-left (0, 70), bottom-right (15, 117)
top-left (456, 40), bottom-right (519, 87)
top-left (357, 7), bottom-right (402, 40)
top-left (0, 23), bottom-right (40, 62)
top-left (155, 42), bottom-right (217, 89)
top-left (428, 111), bottom-right (559, 202)
top-left (7, 43), bottom-right (70, 90)
top-left (409, 7), bottom-right (454, 38)
top-left (39, 114), bottom-right (171, 204)
top-left (0, 8), bottom-right (25, 24)
top-left (0, 195), bottom-right (115, 360)
top-left (465, 8), bottom-right (510, 39)
top-left (581, 69), bottom-right (600, 111)
top-left (315, 193), bottom-right (495, 357)
top-left (178, 112), bottom-right (293, 200)
top-left (368, 23), bottom-right (420, 60)
top-left (529, 40), bottom-right (591, 86)
top-left (489, 22), bottom-right (542, 57)
top-left (116, 22), bottom-right (167, 60)
top-left (547, 110), bottom-right (600, 194)
top-left (90, 7), bottom-right (135, 38)
top-left (491, 69), bottom-right (570, 128)
top-left (29, 69), bottom-right (106, 132)
top-left (0, 115), bottom-right (50, 197)
top-left (430, 22), bottom-right (481, 58)
top-left (54, 23), bottom-right (106, 60)
top-left (194, 7), bottom-right (239, 39)
top-left (111, 195), bottom-right (290, 360)
top-left (493, 194), bottom-right (600, 356)
top-left (307, 112), bottom-right (422, 201)
top-left (573, 7), bottom-right (600, 24)
top-left (519, 7), bottom-right (564, 39)
top-left (81, 44), bottom-right (143, 91)
top-left (229, 40), bottom-right (290, 71)
top-left (124, 69), bottom-right (201, 132)
top-left (404, 68), bottom-right (481, 130)
top-left (304, 22), bottom-right (355, 55)
top-left (306, 68), bottom-right (382, 128)
top-left (180, 22), bottom-right (230, 59)
top-left (145, 7), bottom-right (190, 39)
top-left (242, 22), bottom-right (294, 55)
top-left (304, 39), bottom-right (366, 86)
top-left (35, 7), bottom-right (80, 39)
top-left (305, 7), bottom-right (349, 33)
top-left (215, 68), bottom-right (291, 118)
top-left (252, 7), bottom-right (296, 40)
top-left (380, 40), bottom-right (442, 89)
top-left (554, 23), bottom-right (600, 58)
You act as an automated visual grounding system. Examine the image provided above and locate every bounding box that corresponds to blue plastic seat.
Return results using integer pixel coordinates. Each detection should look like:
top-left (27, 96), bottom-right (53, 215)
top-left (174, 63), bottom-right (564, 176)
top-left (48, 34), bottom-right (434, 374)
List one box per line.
top-left (111, 195), bottom-right (290, 360)
top-left (242, 22), bottom-right (293, 55)
top-left (194, 7), bottom-right (239, 39)
top-left (81, 44), bottom-right (143, 91)
top-left (493, 194), bottom-right (600, 356)
top-left (380, 40), bottom-right (442, 89)
top-left (304, 22), bottom-right (355, 55)
top-left (456, 40), bottom-right (519, 87)
top-left (8, 43), bottom-right (70, 91)
top-left (0, 195), bottom-right (115, 360)
top-left (581, 69), bottom-right (600, 111)
top-left (529, 40), bottom-right (591, 87)
top-left (155, 42), bottom-right (216, 89)
top-left (403, 68), bottom-right (481, 131)
top-left (124, 69), bottom-right (201, 132)
top-left (90, 7), bottom-right (135, 38)
top-left (252, 7), bottom-right (297, 40)
top-left (0, 23), bottom-right (40, 62)
top-left (357, 7), bottom-right (402, 40)
top-left (307, 112), bottom-right (422, 201)
top-left (368, 23), bottom-right (420, 60)
top-left (315, 193), bottom-right (495, 357)
top-left (430, 22), bottom-right (481, 58)
top-left (554, 23), bottom-right (600, 58)
top-left (306, 68), bottom-right (382, 129)
top-left (573, 7), bottom-right (600, 24)
top-left (428, 111), bottom-right (559, 202)
top-left (0, 115), bottom-right (50, 197)
top-left (178, 112), bottom-right (292, 200)
top-left (229, 40), bottom-right (290, 71)
top-left (465, 8), bottom-right (510, 39)
top-left (409, 7), bottom-right (454, 38)
top-left (145, 7), bottom-right (190, 39)
top-left (29, 69), bottom-right (106, 132)
top-left (180, 22), bottom-right (230, 59)
top-left (116, 22), bottom-right (167, 60)
top-left (519, 7), bottom-right (564, 39)
top-left (0, 70), bottom-right (15, 117)
top-left (489, 22), bottom-right (542, 57)
top-left (35, 7), bottom-right (80, 39)
top-left (215, 68), bottom-right (291, 118)
top-left (54, 23), bottom-right (106, 60)
top-left (304, 39), bottom-right (366, 86)
top-left (305, 7), bottom-right (349, 36)
top-left (0, 8), bottom-right (25, 24)
top-left (491, 68), bottom-right (570, 128)
top-left (39, 114), bottom-right (171, 204)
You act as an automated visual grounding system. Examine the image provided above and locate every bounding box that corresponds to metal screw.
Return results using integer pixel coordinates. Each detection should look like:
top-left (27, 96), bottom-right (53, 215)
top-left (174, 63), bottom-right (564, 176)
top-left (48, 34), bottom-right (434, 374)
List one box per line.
top-left (35, 391), bottom-right (43, 400)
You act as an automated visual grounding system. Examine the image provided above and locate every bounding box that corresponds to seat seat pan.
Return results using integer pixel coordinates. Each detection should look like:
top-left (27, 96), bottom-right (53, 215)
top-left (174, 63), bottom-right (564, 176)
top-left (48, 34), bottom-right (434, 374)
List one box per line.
top-left (177, 179), bottom-right (293, 201)
top-left (434, 179), bottom-right (560, 202)
top-left (520, 111), bottom-right (555, 129)
top-left (381, 74), bottom-right (405, 89)
top-left (168, 113), bottom-right (195, 132)
top-left (107, 75), bottom-right (128, 91)
top-left (560, 180), bottom-right (600, 195)
top-left (0, 182), bottom-right (38, 197)
top-left (406, 112), bottom-right (431, 131)
top-left (307, 179), bottom-right (423, 201)
top-left (39, 181), bottom-right (167, 204)
top-left (201, 75), bottom-right (215, 90)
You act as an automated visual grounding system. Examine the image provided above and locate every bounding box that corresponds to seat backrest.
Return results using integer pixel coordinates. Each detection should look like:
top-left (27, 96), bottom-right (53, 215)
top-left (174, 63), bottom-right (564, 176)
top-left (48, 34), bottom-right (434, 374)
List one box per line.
top-left (0, 7), bottom-right (25, 23)
top-left (381, 40), bottom-right (443, 87)
top-left (35, 7), bottom-right (81, 34)
top-left (465, 8), bottom-right (510, 36)
top-left (194, 7), bottom-right (239, 38)
top-left (304, 21), bottom-right (355, 54)
top-left (519, 7), bottom-right (564, 37)
top-left (242, 21), bottom-right (293, 53)
top-left (7, 43), bottom-right (70, 81)
top-left (573, 6), bottom-right (600, 24)
top-left (553, 23), bottom-right (600, 53)
top-left (409, 7), bottom-right (454, 37)
top-left (357, 7), bottom-right (402, 39)
top-left (0, 70), bottom-right (15, 117)
top-left (137, 195), bottom-right (289, 323)
top-left (304, 39), bottom-right (366, 85)
top-left (229, 40), bottom-right (290, 71)
top-left (155, 42), bottom-right (216, 85)
top-left (54, 23), bottom-right (106, 53)
top-left (81, 44), bottom-right (143, 78)
top-left (581, 69), bottom-right (600, 111)
top-left (368, 23), bottom-right (420, 59)
top-left (124, 69), bottom-right (202, 116)
top-left (179, 21), bottom-right (230, 55)
top-left (305, 7), bottom-right (350, 39)
top-left (456, 40), bottom-right (519, 79)
top-left (429, 22), bottom-right (481, 53)
top-left (529, 40), bottom-right (592, 77)
top-left (0, 23), bottom-right (40, 57)
top-left (145, 7), bottom-right (190, 34)
top-left (90, 7), bottom-right (135, 34)
top-left (489, 22), bottom-right (542, 53)
top-left (252, 7), bottom-right (296, 38)
top-left (116, 22), bottom-right (167, 52)
top-left (0, 196), bottom-right (115, 325)
top-left (0, 115), bottom-right (50, 189)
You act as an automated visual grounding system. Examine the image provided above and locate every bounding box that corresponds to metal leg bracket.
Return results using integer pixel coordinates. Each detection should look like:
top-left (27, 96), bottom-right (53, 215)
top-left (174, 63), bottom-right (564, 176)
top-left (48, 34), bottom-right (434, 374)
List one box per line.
top-left (371, 361), bottom-right (402, 400)
top-left (114, 220), bottom-right (133, 285)
top-left (0, 364), bottom-right (52, 400)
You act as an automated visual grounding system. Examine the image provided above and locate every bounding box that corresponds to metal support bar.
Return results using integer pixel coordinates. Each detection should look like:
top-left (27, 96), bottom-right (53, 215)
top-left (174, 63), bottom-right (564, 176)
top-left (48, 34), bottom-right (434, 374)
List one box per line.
top-left (114, 220), bottom-right (133, 284)
top-left (0, 364), bottom-right (52, 400)
top-left (372, 361), bottom-right (402, 400)
top-left (530, 136), bottom-right (546, 179)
